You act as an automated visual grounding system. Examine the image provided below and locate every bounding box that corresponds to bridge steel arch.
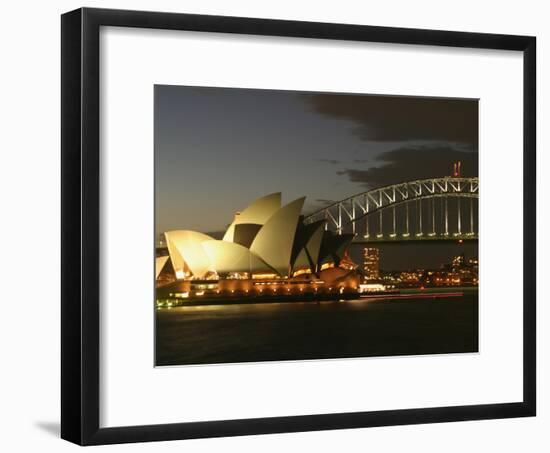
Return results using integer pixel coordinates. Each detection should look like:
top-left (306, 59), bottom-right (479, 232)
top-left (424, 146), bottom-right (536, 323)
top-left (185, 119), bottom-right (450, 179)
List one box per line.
top-left (304, 177), bottom-right (479, 242)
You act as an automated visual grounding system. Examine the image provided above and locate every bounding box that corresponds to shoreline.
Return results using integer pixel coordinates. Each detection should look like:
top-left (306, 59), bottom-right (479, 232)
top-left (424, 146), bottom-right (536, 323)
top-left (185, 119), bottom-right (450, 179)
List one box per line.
top-left (156, 287), bottom-right (478, 308)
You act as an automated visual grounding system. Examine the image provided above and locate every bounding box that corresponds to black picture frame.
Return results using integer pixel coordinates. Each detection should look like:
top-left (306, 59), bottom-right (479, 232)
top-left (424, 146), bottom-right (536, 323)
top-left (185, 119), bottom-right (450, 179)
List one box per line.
top-left (61, 7), bottom-right (536, 446)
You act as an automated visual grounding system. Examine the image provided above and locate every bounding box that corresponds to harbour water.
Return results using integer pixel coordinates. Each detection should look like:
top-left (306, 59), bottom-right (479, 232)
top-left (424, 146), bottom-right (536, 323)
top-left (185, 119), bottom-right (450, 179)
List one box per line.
top-left (155, 288), bottom-right (478, 366)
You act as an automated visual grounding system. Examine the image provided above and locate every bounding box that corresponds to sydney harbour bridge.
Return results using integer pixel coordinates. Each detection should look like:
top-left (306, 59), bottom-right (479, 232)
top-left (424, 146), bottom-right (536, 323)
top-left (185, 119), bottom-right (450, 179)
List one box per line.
top-left (304, 177), bottom-right (478, 244)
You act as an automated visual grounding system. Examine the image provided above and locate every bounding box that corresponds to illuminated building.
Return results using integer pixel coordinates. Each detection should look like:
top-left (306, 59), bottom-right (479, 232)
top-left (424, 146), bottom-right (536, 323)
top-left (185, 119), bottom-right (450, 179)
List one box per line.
top-left (359, 283), bottom-right (386, 293)
top-left (399, 271), bottom-right (423, 286)
top-left (156, 256), bottom-right (169, 280)
top-left (452, 253), bottom-right (465, 271)
top-left (155, 255), bottom-right (175, 287)
top-left (395, 253), bottom-right (479, 288)
top-left (157, 234), bottom-right (167, 248)
top-left (363, 247), bottom-right (380, 281)
top-left (156, 193), bottom-right (359, 301)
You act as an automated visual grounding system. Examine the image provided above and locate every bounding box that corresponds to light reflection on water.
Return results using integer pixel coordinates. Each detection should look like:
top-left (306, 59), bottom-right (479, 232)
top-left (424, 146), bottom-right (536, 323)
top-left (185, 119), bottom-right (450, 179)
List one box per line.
top-left (162, 298), bottom-right (368, 314)
top-left (155, 290), bottom-right (478, 366)
top-left (159, 288), bottom-right (478, 315)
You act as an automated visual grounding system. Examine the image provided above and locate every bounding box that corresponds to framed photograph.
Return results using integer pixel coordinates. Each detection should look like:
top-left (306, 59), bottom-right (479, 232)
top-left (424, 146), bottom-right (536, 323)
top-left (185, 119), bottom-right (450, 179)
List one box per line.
top-left (61, 7), bottom-right (536, 445)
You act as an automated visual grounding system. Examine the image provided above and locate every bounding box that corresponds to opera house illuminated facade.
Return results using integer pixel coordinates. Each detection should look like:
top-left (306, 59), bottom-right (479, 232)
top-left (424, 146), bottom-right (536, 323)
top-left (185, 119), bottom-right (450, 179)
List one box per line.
top-left (156, 193), bottom-right (359, 304)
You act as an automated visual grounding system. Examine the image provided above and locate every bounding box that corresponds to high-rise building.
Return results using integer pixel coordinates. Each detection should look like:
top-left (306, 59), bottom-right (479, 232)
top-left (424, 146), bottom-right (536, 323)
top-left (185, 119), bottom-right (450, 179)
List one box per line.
top-left (363, 247), bottom-right (380, 281)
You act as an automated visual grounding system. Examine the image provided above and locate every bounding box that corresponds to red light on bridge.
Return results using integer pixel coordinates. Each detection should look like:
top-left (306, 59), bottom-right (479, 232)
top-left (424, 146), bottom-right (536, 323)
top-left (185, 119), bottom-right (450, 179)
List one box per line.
top-left (452, 161), bottom-right (462, 177)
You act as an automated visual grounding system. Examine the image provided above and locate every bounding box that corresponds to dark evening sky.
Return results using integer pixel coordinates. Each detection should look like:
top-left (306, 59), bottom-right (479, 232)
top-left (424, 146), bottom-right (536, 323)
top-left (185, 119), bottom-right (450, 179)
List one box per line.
top-left (155, 85), bottom-right (478, 269)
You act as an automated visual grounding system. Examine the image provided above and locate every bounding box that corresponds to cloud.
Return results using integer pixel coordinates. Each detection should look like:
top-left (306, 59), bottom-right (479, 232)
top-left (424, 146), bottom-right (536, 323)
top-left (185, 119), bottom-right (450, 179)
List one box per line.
top-left (306, 93), bottom-right (478, 148)
top-left (316, 158), bottom-right (341, 165)
top-left (314, 198), bottom-right (336, 205)
top-left (336, 145), bottom-right (478, 188)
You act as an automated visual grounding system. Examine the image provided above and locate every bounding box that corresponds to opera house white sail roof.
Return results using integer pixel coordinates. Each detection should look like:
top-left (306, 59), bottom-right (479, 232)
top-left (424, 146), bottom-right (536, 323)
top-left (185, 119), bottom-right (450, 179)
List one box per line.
top-left (163, 193), bottom-right (353, 280)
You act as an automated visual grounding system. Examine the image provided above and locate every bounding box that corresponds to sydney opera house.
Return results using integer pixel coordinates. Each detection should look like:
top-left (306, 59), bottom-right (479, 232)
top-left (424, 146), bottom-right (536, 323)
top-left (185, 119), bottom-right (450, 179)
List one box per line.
top-left (156, 193), bottom-right (359, 304)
